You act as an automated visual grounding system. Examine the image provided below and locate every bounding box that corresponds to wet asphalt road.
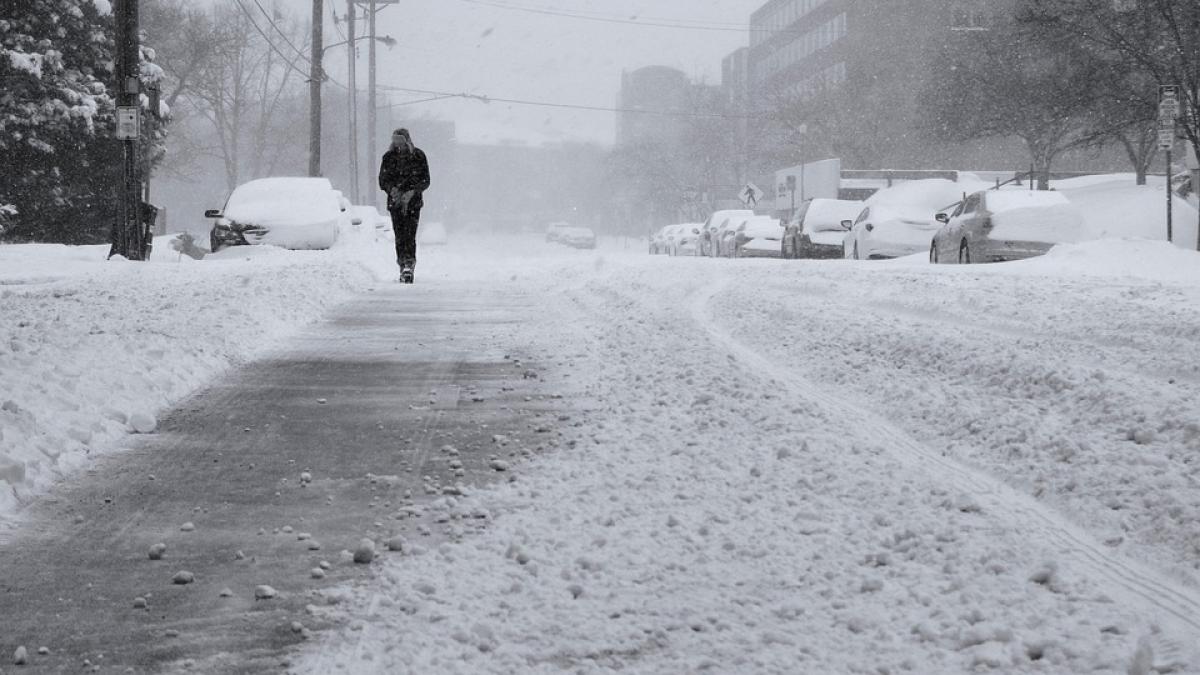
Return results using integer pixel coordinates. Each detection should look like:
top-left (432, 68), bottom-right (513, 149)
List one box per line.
top-left (0, 282), bottom-right (565, 673)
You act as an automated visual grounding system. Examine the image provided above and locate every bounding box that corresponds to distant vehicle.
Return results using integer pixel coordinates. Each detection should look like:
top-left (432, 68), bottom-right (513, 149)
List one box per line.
top-left (546, 221), bottom-right (571, 243)
top-left (350, 205), bottom-right (391, 239)
top-left (699, 209), bottom-right (753, 256)
top-left (732, 216), bottom-right (785, 258)
top-left (649, 225), bottom-right (676, 255)
top-left (418, 221), bottom-right (448, 246)
top-left (842, 179), bottom-right (966, 260)
top-left (670, 224), bottom-right (701, 256)
top-left (556, 226), bottom-right (596, 249)
top-left (783, 198), bottom-right (864, 259)
top-left (205, 177), bottom-right (351, 252)
top-left (714, 215), bottom-right (749, 257)
top-left (931, 190), bottom-right (1086, 264)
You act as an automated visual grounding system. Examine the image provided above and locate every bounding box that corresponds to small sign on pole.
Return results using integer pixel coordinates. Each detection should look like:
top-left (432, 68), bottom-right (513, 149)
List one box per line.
top-left (740, 182), bottom-right (764, 208)
top-left (116, 106), bottom-right (140, 140)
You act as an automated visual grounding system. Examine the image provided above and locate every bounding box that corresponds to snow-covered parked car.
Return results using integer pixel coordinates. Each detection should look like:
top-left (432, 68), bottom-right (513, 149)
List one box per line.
top-left (699, 209), bottom-right (754, 257)
top-left (842, 179), bottom-right (966, 260)
top-left (930, 190), bottom-right (1086, 264)
top-left (351, 204), bottom-right (391, 239)
top-left (670, 224), bottom-right (701, 256)
top-left (545, 221), bottom-right (571, 243)
top-left (732, 216), bottom-right (785, 258)
top-left (557, 226), bottom-right (597, 249)
top-left (205, 177), bottom-right (351, 252)
top-left (783, 198), bottom-right (865, 259)
top-left (649, 225), bottom-right (672, 254)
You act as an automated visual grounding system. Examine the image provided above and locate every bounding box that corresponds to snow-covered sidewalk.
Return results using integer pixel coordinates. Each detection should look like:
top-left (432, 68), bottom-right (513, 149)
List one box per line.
top-left (291, 240), bottom-right (1200, 674)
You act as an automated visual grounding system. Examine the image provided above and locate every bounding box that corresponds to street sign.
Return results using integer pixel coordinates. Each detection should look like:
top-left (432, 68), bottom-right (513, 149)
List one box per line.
top-left (1158, 128), bottom-right (1176, 150)
top-left (740, 182), bottom-right (764, 207)
top-left (116, 106), bottom-right (140, 140)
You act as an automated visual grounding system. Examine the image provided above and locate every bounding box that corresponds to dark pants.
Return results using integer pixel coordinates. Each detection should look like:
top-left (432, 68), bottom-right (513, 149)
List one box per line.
top-left (390, 206), bottom-right (420, 268)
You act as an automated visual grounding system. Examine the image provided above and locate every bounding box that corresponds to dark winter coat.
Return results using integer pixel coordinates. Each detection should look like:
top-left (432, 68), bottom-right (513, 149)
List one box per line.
top-left (378, 146), bottom-right (431, 213)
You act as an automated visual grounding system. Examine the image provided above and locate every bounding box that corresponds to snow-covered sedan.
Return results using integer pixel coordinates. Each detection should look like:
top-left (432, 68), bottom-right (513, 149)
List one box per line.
top-left (783, 198), bottom-right (865, 259)
top-left (842, 179), bottom-right (967, 260)
top-left (670, 224), bottom-right (701, 256)
top-left (649, 225), bottom-right (672, 255)
top-left (699, 209), bottom-right (754, 257)
top-left (732, 216), bottom-right (785, 258)
top-left (557, 226), bottom-right (597, 249)
top-left (931, 190), bottom-right (1086, 264)
top-left (206, 177), bottom-right (349, 252)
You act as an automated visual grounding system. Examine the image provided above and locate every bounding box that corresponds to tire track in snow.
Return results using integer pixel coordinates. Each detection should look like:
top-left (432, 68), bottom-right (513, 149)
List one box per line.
top-left (690, 280), bottom-right (1200, 654)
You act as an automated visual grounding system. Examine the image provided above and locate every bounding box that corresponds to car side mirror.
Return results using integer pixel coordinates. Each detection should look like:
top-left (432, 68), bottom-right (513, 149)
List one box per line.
top-left (205, 209), bottom-right (222, 218)
top-left (935, 213), bottom-right (949, 224)
top-left (840, 219), bottom-right (853, 230)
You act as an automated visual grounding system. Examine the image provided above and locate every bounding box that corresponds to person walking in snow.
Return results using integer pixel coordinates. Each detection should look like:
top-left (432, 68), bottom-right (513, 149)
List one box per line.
top-left (378, 128), bottom-right (431, 283)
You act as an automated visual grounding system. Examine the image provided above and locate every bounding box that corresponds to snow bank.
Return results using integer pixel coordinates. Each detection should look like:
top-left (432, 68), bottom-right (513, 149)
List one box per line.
top-left (1061, 179), bottom-right (1199, 249)
top-left (0, 233), bottom-right (392, 522)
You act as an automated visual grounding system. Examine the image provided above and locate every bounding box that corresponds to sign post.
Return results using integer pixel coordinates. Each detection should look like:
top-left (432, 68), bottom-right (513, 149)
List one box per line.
top-left (1160, 85), bottom-right (1179, 243)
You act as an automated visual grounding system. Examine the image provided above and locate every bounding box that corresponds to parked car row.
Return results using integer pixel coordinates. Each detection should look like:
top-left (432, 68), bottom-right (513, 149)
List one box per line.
top-left (648, 180), bottom-right (1089, 266)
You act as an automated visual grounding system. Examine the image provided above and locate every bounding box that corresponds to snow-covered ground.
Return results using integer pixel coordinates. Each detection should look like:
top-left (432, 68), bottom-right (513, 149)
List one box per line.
top-left (4, 215), bottom-right (1200, 672)
top-left (289, 238), bottom-right (1197, 674)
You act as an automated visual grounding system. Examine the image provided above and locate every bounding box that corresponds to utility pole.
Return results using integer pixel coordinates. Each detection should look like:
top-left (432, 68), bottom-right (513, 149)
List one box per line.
top-left (367, 0), bottom-right (378, 209)
top-left (309, 0), bottom-right (324, 177)
top-left (366, 1), bottom-right (399, 209)
top-left (346, 1), bottom-right (360, 202)
top-left (111, 0), bottom-right (146, 260)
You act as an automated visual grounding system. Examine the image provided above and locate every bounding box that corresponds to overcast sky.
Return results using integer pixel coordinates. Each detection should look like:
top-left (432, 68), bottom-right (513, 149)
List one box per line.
top-left (327, 0), bottom-right (763, 146)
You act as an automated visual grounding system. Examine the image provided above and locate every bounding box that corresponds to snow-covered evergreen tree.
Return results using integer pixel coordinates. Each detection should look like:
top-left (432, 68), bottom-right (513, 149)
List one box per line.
top-left (0, 0), bottom-right (167, 244)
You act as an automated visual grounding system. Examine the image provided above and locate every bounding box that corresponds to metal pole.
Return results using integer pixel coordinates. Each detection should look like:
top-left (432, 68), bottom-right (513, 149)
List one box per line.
top-left (1166, 147), bottom-right (1173, 243)
top-left (347, 0), bottom-right (359, 202)
top-left (368, 0), bottom-right (378, 210)
top-left (309, 0), bottom-right (324, 177)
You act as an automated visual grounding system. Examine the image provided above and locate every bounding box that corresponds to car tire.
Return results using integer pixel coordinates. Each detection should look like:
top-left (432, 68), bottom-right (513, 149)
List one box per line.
top-left (959, 240), bottom-right (971, 264)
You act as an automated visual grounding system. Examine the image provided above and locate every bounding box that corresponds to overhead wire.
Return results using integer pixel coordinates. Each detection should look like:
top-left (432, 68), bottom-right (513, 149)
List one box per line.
top-left (231, 0), bottom-right (347, 90)
top-left (375, 84), bottom-right (766, 120)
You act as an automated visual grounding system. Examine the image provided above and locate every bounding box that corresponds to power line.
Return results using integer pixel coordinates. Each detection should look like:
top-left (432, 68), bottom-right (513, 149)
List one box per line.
top-left (231, 0), bottom-right (317, 82)
top-left (375, 84), bottom-right (766, 120)
top-left (232, 0), bottom-right (348, 90)
top-left (252, 0), bottom-right (311, 64)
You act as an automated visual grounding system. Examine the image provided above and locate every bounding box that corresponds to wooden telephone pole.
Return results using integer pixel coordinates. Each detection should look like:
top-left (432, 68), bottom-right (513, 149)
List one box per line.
top-left (309, 0), bottom-right (324, 177)
top-left (111, 0), bottom-right (147, 260)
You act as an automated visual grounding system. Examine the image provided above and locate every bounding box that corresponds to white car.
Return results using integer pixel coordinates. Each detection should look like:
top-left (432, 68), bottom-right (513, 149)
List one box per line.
top-left (843, 179), bottom-right (966, 260)
top-left (783, 198), bottom-right (864, 259)
top-left (350, 205), bottom-right (391, 239)
top-left (650, 224), bottom-right (677, 255)
top-left (206, 177), bottom-right (350, 252)
top-left (557, 226), bottom-right (597, 249)
top-left (671, 224), bottom-right (701, 256)
top-left (546, 221), bottom-right (571, 243)
top-left (699, 209), bottom-right (754, 256)
top-left (732, 216), bottom-right (785, 258)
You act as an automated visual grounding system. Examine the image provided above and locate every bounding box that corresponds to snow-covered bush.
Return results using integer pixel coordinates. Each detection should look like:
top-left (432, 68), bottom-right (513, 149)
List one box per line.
top-left (0, 1), bottom-right (168, 244)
